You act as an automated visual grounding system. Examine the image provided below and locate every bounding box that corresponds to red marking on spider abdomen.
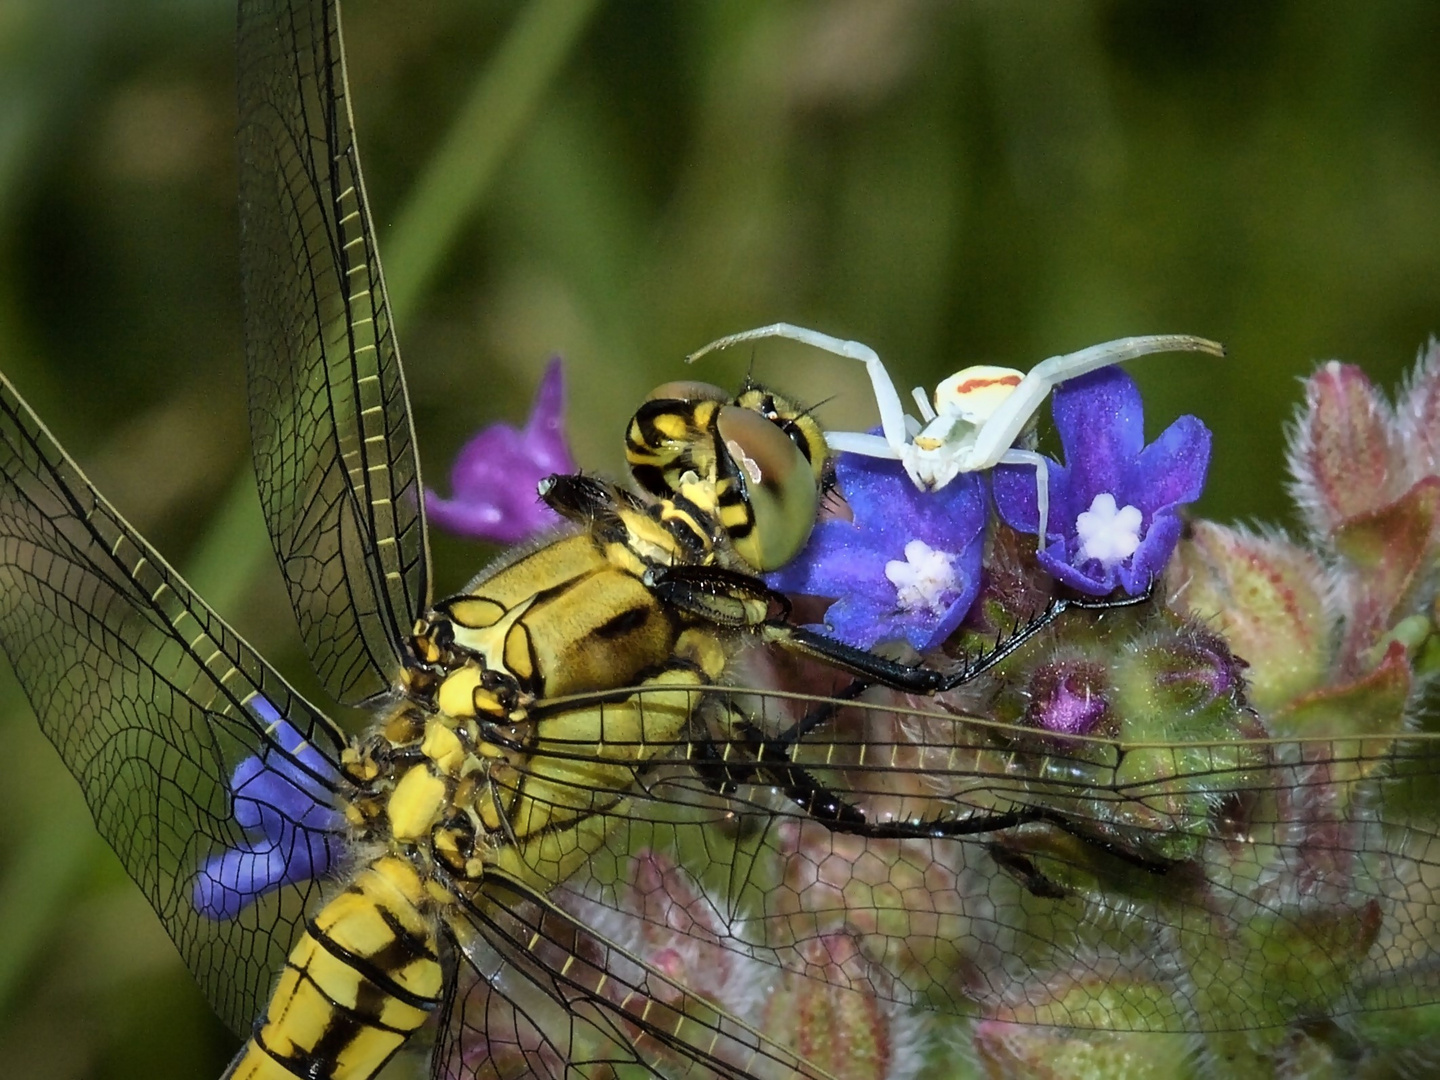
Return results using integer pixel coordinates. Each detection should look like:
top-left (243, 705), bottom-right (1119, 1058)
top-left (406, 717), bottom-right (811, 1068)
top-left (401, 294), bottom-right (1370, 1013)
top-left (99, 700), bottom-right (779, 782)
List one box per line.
top-left (952, 372), bottom-right (1022, 396)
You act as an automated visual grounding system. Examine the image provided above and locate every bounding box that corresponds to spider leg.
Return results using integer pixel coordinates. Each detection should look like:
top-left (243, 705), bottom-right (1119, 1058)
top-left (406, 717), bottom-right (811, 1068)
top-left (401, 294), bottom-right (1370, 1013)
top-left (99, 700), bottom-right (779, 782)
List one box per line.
top-left (966, 372), bottom-right (1057, 469)
top-left (999, 447), bottom-right (1052, 545)
top-left (911, 385), bottom-right (937, 422)
top-left (687, 322), bottom-right (913, 451)
top-left (966, 334), bottom-right (1224, 470)
top-left (1026, 334), bottom-right (1224, 388)
top-left (825, 431), bottom-right (901, 458)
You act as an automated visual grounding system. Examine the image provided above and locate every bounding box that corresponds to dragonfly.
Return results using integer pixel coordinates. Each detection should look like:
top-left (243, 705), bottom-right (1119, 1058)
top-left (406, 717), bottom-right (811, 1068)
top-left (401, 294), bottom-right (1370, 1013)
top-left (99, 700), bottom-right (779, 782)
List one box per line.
top-left (3, 2), bottom-right (1439, 1080)
top-left (0, 1), bottom-right (1116, 1077)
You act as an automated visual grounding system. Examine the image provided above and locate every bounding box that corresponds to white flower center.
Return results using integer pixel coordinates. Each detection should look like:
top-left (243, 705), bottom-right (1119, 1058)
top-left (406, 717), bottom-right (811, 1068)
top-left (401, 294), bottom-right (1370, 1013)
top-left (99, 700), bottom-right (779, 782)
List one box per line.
top-left (1075, 492), bottom-right (1144, 565)
top-left (885, 539), bottom-right (960, 616)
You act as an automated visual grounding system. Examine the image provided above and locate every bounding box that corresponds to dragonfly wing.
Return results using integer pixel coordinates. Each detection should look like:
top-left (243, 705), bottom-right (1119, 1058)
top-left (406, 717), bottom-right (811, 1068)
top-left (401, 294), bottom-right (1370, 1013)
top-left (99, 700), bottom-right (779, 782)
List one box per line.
top-left (506, 682), bottom-right (1440, 1043)
top-left (0, 373), bottom-right (351, 1035)
top-left (238, 0), bottom-right (430, 706)
top-left (438, 876), bottom-right (830, 1080)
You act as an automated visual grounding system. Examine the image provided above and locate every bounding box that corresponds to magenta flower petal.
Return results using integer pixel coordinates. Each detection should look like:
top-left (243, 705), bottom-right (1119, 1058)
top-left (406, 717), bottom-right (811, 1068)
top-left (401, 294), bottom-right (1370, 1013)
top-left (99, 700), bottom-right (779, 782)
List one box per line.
top-left (426, 358), bottom-right (577, 544)
top-left (767, 450), bottom-right (986, 651)
top-left (1026, 661), bottom-right (1112, 735)
top-left (993, 368), bottom-right (1211, 596)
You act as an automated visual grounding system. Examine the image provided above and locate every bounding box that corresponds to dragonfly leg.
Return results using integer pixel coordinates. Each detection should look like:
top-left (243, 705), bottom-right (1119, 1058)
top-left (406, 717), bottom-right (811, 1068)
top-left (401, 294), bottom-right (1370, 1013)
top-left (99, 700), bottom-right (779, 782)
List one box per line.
top-left (694, 695), bottom-right (1178, 877)
top-left (650, 564), bottom-right (1155, 695)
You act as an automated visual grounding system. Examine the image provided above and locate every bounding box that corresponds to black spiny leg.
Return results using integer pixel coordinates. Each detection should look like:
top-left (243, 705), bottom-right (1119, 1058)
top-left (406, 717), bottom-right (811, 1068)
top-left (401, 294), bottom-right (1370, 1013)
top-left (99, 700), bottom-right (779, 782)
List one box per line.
top-left (691, 692), bottom-right (1175, 876)
top-left (538, 472), bottom-right (643, 522)
top-left (766, 589), bottom-right (1156, 694)
top-left (646, 565), bottom-right (1154, 695)
top-left (643, 564), bottom-right (791, 628)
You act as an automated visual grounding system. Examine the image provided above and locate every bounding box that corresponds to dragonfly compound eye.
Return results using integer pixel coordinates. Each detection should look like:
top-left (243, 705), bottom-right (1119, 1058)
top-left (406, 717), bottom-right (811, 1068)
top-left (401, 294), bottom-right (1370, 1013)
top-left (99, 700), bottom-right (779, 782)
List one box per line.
top-left (732, 385), bottom-right (828, 483)
top-left (714, 403), bottom-right (819, 571)
top-left (644, 380), bottom-right (730, 405)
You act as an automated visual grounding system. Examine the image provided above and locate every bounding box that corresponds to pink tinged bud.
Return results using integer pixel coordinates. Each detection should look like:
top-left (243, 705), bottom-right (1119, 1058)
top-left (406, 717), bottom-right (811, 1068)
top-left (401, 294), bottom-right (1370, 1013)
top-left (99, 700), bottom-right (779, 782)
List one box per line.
top-left (772, 821), bottom-right (976, 990)
top-left (1287, 361), bottom-right (1405, 537)
top-left (974, 973), bottom-right (1194, 1078)
top-left (1025, 660), bottom-right (1111, 736)
top-left (762, 934), bottom-right (924, 1080)
top-left (1166, 520), bottom-right (1335, 712)
top-left (618, 850), bottom-right (744, 1012)
top-left (1396, 338), bottom-right (1440, 481)
top-left (1267, 639), bottom-right (1411, 789)
top-left (1331, 476), bottom-right (1440, 673)
top-left (1196, 899), bottom-right (1384, 1033)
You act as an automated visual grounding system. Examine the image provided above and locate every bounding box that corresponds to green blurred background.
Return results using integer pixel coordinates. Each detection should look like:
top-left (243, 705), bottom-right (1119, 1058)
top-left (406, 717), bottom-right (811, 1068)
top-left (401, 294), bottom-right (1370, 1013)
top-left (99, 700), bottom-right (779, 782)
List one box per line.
top-left (0, 0), bottom-right (1437, 1076)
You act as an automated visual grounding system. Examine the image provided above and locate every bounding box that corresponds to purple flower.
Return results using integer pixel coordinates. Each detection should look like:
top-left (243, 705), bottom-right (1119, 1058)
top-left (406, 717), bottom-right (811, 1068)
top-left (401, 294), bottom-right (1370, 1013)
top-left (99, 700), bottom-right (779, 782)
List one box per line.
top-left (1025, 660), bottom-right (1111, 735)
top-left (193, 699), bottom-right (343, 920)
top-left (992, 367), bottom-right (1211, 596)
top-left (426, 358), bottom-right (576, 543)
top-left (767, 451), bottom-right (986, 651)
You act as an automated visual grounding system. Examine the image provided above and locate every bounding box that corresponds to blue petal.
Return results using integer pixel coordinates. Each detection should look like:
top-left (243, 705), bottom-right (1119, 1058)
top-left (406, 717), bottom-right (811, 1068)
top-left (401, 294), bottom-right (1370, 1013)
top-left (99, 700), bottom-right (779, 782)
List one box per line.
top-left (195, 708), bottom-right (344, 920)
top-left (998, 368), bottom-right (1211, 596)
top-left (1119, 508), bottom-right (1184, 594)
top-left (193, 826), bottom-right (341, 921)
top-left (768, 453), bottom-right (986, 649)
top-left (992, 461), bottom-right (1047, 536)
top-left (1132, 414), bottom-right (1211, 514)
top-left (1051, 369), bottom-right (1145, 495)
top-left (1037, 543), bottom-right (1121, 596)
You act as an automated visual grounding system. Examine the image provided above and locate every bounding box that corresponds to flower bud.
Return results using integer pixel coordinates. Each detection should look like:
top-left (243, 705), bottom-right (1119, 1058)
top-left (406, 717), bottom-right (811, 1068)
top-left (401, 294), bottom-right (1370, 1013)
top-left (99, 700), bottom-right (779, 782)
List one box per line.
top-left (763, 933), bottom-right (928, 1080)
top-left (1395, 338), bottom-right (1440, 481)
top-left (1330, 476), bottom-right (1440, 671)
top-left (973, 972), bottom-right (1194, 1079)
top-left (1024, 659), bottom-right (1112, 736)
top-left (1166, 520), bottom-right (1334, 712)
top-left (1266, 639), bottom-right (1411, 788)
top-left (1286, 361), bottom-right (1404, 538)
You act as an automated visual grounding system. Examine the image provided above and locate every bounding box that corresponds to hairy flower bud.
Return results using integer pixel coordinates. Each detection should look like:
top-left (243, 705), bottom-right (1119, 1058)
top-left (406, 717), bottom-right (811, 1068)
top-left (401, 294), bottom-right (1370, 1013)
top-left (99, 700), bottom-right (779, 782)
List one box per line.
top-left (1395, 338), bottom-right (1440, 482)
top-left (1024, 659), bottom-right (1112, 736)
top-left (1287, 360), bottom-right (1406, 537)
top-left (1166, 520), bottom-right (1334, 712)
top-left (973, 973), bottom-right (1194, 1079)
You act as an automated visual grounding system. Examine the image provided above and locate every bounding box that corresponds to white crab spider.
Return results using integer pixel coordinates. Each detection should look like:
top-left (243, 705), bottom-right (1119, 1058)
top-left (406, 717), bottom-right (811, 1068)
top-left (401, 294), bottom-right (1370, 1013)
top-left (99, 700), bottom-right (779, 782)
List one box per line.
top-left (688, 323), bottom-right (1224, 546)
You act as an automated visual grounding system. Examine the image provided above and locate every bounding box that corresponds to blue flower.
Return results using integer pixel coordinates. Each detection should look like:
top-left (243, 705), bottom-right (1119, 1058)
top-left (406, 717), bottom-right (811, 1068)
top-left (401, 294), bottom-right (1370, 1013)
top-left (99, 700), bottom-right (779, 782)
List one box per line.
top-left (193, 699), bottom-right (344, 920)
top-left (426, 358), bottom-right (577, 544)
top-left (767, 450), bottom-right (986, 651)
top-left (992, 367), bottom-right (1211, 596)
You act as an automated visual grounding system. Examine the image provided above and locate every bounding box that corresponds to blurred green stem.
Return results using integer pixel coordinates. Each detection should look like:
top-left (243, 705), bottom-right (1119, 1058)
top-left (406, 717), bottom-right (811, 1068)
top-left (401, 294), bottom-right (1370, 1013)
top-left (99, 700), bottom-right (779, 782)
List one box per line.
top-left (385, 0), bottom-right (602, 322)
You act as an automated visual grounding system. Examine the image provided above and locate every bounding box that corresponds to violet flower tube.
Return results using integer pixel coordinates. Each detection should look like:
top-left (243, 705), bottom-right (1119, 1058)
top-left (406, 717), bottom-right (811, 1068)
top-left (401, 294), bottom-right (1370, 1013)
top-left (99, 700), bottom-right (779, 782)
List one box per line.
top-left (767, 450), bottom-right (986, 651)
top-left (193, 698), bottom-right (343, 920)
top-left (992, 367), bottom-right (1211, 596)
top-left (427, 357), bottom-right (577, 544)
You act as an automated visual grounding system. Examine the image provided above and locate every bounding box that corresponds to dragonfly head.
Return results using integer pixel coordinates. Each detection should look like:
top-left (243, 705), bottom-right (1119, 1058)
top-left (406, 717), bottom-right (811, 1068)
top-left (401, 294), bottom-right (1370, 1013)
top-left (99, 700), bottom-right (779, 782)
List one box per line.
top-left (626, 381), bottom-right (828, 572)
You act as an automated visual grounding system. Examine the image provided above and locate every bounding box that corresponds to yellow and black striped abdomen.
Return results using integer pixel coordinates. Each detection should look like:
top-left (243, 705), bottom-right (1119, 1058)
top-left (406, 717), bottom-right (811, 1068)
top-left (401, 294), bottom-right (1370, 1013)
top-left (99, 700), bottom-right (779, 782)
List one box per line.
top-left (223, 856), bottom-right (442, 1080)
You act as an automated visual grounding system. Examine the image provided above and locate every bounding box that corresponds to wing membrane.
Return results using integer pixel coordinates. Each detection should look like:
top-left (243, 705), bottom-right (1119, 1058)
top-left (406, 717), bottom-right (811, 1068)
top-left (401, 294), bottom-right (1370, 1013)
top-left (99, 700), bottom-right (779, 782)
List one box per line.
top-left (438, 876), bottom-right (833, 1080)
top-left (499, 683), bottom-right (1440, 1039)
top-left (238, 0), bottom-right (429, 705)
top-left (0, 373), bottom-right (350, 1034)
